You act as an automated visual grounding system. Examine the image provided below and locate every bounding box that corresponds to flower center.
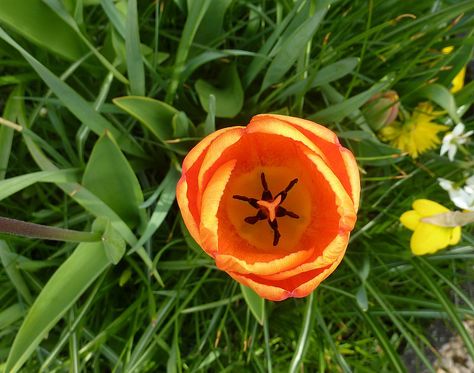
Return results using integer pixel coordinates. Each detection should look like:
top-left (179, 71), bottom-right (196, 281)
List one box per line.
top-left (232, 172), bottom-right (299, 246)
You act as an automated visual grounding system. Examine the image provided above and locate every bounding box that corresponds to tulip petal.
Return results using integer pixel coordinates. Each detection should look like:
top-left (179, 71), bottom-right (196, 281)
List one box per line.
top-left (199, 159), bottom-right (237, 256)
top-left (413, 199), bottom-right (449, 217)
top-left (254, 114), bottom-right (360, 209)
top-left (400, 210), bottom-right (420, 231)
top-left (176, 176), bottom-right (200, 244)
top-left (410, 222), bottom-right (451, 255)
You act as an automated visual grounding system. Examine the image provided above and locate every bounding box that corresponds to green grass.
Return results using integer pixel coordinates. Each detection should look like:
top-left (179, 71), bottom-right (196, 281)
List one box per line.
top-left (0, 0), bottom-right (473, 372)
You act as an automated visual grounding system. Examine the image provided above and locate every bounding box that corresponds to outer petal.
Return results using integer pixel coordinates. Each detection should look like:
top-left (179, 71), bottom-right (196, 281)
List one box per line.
top-left (176, 176), bottom-right (200, 243)
top-left (410, 223), bottom-right (451, 255)
top-left (413, 199), bottom-right (449, 217)
top-left (199, 159), bottom-right (237, 256)
top-left (400, 210), bottom-right (421, 231)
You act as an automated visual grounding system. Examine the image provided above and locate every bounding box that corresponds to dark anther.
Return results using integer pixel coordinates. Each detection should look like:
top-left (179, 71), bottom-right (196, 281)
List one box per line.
top-left (232, 172), bottom-right (300, 246)
top-left (260, 172), bottom-right (273, 201)
top-left (232, 195), bottom-right (259, 209)
top-left (269, 219), bottom-right (281, 246)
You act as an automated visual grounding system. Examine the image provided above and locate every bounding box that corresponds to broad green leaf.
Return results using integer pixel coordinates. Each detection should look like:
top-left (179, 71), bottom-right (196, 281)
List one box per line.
top-left (5, 241), bottom-right (113, 373)
top-left (195, 64), bottom-right (244, 118)
top-left (92, 218), bottom-right (126, 265)
top-left (260, 0), bottom-right (333, 92)
top-left (0, 303), bottom-right (25, 330)
top-left (240, 284), bottom-right (264, 325)
top-left (0, 241), bottom-right (33, 304)
top-left (275, 58), bottom-right (360, 103)
top-left (113, 96), bottom-right (177, 141)
top-left (310, 78), bottom-right (392, 123)
top-left (0, 86), bottom-right (24, 180)
top-left (0, 26), bottom-right (144, 157)
top-left (0, 169), bottom-right (78, 202)
top-left (172, 111), bottom-right (192, 138)
top-left (193, 0), bottom-right (232, 47)
top-left (414, 84), bottom-right (461, 123)
top-left (83, 131), bottom-right (144, 228)
top-left (0, 0), bottom-right (87, 60)
top-left (125, 0), bottom-right (145, 96)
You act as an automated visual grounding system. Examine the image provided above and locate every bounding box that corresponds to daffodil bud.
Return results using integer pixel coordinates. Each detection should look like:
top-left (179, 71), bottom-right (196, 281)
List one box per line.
top-left (362, 90), bottom-right (399, 131)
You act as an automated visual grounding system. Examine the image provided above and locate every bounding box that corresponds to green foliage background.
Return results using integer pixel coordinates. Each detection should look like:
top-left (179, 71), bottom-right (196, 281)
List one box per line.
top-left (0, 0), bottom-right (473, 372)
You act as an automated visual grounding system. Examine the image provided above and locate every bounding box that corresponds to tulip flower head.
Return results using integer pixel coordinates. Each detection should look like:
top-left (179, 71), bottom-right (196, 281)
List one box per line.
top-left (177, 114), bottom-right (360, 301)
top-left (400, 199), bottom-right (461, 255)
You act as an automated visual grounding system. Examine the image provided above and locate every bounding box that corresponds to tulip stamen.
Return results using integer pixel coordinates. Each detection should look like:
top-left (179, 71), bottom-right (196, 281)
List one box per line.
top-left (232, 172), bottom-right (299, 246)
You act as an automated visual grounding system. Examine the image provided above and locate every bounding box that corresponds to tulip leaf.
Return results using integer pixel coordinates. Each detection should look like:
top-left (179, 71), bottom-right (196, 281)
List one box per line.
top-left (260, 0), bottom-right (333, 92)
top-left (5, 241), bottom-right (113, 373)
top-left (413, 83), bottom-right (461, 123)
top-left (195, 63), bottom-right (244, 118)
top-left (240, 284), bottom-right (264, 325)
top-left (0, 0), bottom-right (87, 60)
top-left (92, 218), bottom-right (126, 265)
top-left (113, 96), bottom-right (177, 141)
top-left (82, 131), bottom-right (145, 228)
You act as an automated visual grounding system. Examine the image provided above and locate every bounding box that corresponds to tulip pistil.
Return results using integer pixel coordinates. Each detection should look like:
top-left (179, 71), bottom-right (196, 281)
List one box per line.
top-left (233, 172), bottom-right (299, 246)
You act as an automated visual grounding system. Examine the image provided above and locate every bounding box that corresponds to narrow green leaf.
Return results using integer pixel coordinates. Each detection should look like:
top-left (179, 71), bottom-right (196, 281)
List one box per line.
top-left (83, 131), bottom-right (145, 228)
top-left (356, 285), bottom-right (369, 311)
top-left (113, 96), bottom-right (177, 142)
top-left (126, 0), bottom-right (145, 96)
top-left (195, 63), bottom-right (244, 118)
top-left (414, 84), bottom-right (461, 123)
top-left (310, 78), bottom-right (392, 123)
top-left (260, 0), bottom-right (332, 92)
top-left (0, 303), bottom-right (25, 330)
top-left (0, 241), bottom-right (33, 304)
top-left (5, 241), bottom-right (112, 373)
top-left (0, 86), bottom-right (23, 180)
top-left (356, 309), bottom-right (406, 373)
top-left (240, 284), bottom-right (264, 325)
top-left (165, 0), bottom-right (212, 103)
top-left (0, 26), bottom-right (144, 157)
top-left (100, 0), bottom-right (126, 38)
top-left (412, 259), bottom-right (474, 360)
top-left (0, 0), bottom-right (87, 60)
top-left (289, 292), bottom-right (315, 373)
top-left (0, 169), bottom-right (78, 202)
top-left (131, 167), bottom-right (179, 254)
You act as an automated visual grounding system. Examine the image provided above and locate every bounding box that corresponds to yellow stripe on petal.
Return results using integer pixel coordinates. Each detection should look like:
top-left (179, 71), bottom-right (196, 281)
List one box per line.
top-left (412, 199), bottom-right (449, 217)
top-left (400, 210), bottom-right (421, 231)
top-left (410, 222), bottom-right (451, 255)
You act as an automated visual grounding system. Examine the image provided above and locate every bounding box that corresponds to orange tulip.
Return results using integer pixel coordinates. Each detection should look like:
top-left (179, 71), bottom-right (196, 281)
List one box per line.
top-left (176, 114), bottom-right (360, 301)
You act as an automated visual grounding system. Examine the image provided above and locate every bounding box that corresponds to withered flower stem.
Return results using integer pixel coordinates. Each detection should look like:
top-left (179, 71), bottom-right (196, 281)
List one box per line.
top-left (0, 216), bottom-right (101, 242)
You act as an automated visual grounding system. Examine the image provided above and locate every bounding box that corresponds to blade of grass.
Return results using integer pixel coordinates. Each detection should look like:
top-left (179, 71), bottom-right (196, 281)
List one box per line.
top-left (126, 0), bottom-right (145, 96)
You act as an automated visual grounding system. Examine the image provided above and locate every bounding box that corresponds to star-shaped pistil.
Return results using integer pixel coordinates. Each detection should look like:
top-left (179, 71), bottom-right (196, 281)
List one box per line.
top-left (233, 173), bottom-right (299, 246)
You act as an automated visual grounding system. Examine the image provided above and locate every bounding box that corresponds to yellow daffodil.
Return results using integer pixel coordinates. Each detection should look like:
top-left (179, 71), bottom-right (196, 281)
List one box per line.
top-left (379, 102), bottom-right (448, 158)
top-left (400, 199), bottom-right (461, 255)
top-left (441, 46), bottom-right (466, 93)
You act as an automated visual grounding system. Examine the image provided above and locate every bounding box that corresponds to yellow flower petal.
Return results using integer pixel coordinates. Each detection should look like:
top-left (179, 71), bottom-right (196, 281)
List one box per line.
top-left (400, 210), bottom-right (421, 231)
top-left (412, 199), bottom-right (449, 217)
top-left (449, 226), bottom-right (461, 245)
top-left (451, 67), bottom-right (465, 93)
top-left (410, 222), bottom-right (452, 255)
